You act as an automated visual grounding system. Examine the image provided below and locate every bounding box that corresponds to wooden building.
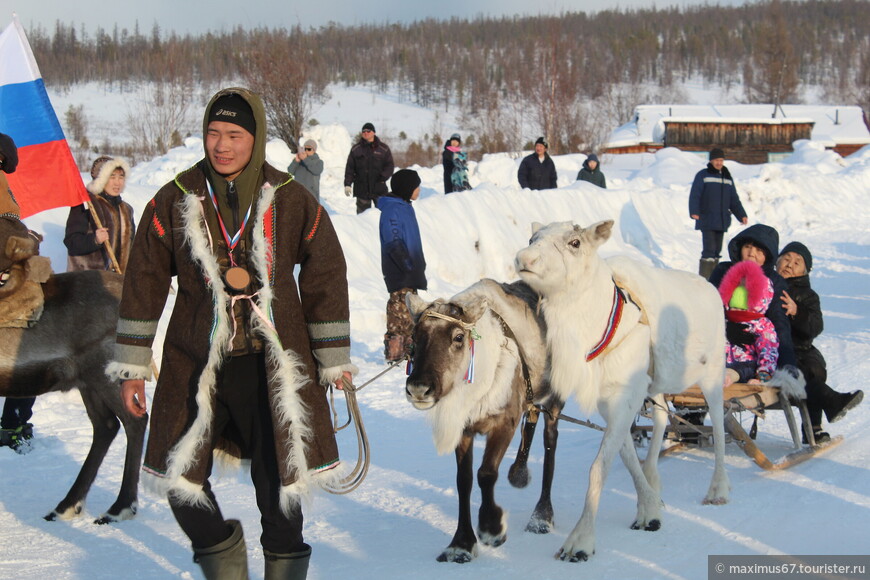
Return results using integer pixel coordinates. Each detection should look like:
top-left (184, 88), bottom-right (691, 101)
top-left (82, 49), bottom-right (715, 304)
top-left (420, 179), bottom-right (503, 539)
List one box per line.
top-left (604, 105), bottom-right (870, 164)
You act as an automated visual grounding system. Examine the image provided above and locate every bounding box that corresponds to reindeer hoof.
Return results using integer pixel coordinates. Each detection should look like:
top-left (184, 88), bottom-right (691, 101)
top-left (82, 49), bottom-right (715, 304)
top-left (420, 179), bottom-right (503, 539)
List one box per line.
top-left (44, 501), bottom-right (84, 522)
top-left (703, 496), bottom-right (728, 506)
top-left (631, 518), bottom-right (661, 531)
top-left (557, 549), bottom-right (590, 563)
top-left (525, 517), bottom-right (553, 534)
top-left (437, 546), bottom-right (477, 563)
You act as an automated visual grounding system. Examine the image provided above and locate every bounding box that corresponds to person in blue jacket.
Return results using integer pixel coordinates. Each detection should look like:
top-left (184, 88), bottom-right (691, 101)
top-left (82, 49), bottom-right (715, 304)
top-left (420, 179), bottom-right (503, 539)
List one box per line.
top-left (689, 147), bottom-right (748, 279)
top-left (377, 169), bottom-right (427, 362)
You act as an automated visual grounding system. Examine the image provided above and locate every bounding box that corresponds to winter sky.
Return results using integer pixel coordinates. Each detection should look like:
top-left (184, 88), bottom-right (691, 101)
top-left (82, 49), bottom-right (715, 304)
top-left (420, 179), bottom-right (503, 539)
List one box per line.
top-left (14, 0), bottom-right (755, 34)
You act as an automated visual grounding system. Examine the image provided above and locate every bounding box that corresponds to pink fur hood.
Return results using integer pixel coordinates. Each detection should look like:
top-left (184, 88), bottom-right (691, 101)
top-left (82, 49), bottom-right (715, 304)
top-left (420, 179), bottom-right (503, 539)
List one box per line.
top-left (718, 260), bottom-right (773, 315)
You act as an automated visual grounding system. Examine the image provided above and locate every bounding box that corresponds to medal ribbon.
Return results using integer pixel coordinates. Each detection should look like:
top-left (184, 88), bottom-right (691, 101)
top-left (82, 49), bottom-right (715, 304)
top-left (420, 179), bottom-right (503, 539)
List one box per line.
top-left (206, 180), bottom-right (253, 264)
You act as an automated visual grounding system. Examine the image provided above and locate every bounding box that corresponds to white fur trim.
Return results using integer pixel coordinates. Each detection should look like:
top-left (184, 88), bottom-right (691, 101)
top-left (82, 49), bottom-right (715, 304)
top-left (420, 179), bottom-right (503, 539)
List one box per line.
top-left (105, 361), bottom-right (152, 382)
top-left (767, 366), bottom-right (807, 400)
top-left (280, 462), bottom-right (344, 514)
top-left (319, 363), bottom-right (360, 386)
top-left (249, 186), bottom-right (320, 497)
top-left (160, 194), bottom-right (232, 491)
top-left (87, 157), bottom-right (131, 195)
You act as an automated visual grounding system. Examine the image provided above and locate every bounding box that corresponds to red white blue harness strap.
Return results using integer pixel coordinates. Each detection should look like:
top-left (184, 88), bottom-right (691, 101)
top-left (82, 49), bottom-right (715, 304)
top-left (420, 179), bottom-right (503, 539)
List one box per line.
top-left (586, 283), bottom-right (627, 362)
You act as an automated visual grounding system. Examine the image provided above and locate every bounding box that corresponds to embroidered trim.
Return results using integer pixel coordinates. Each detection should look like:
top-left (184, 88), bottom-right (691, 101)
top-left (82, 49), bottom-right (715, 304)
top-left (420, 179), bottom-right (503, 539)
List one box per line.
top-left (586, 284), bottom-right (626, 362)
top-left (263, 202), bottom-right (276, 286)
top-left (150, 199), bottom-right (166, 238)
top-left (305, 205), bottom-right (323, 241)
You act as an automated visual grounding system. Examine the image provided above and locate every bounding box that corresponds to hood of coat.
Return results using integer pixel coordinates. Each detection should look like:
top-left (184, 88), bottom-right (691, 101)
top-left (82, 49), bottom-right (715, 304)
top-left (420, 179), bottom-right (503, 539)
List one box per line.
top-left (86, 157), bottom-right (131, 195)
top-left (201, 87), bottom-right (268, 197)
top-left (719, 259), bottom-right (773, 314)
top-left (727, 223), bottom-right (779, 275)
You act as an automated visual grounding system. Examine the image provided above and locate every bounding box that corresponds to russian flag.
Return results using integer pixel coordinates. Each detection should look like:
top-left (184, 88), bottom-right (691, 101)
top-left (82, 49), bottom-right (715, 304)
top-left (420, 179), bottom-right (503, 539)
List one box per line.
top-left (0, 15), bottom-right (88, 218)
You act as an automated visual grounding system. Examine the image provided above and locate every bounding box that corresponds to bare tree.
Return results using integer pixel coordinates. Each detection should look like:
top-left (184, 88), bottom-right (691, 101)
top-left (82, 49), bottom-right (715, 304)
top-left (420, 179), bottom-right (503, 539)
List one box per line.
top-left (744, 0), bottom-right (800, 105)
top-left (240, 27), bottom-right (330, 151)
top-left (126, 81), bottom-right (194, 160)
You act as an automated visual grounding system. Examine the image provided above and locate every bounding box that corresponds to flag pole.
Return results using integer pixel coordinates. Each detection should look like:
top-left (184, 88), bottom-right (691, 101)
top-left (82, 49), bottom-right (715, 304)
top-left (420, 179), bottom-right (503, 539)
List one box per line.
top-left (86, 204), bottom-right (123, 274)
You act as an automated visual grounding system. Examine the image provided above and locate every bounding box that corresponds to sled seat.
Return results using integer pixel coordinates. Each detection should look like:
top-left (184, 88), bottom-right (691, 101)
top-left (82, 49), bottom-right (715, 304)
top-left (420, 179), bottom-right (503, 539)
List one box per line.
top-left (637, 383), bottom-right (842, 470)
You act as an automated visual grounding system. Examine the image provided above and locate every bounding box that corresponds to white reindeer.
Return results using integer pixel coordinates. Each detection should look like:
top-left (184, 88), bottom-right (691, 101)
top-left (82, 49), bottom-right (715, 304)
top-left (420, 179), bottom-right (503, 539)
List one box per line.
top-left (515, 220), bottom-right (729, 563)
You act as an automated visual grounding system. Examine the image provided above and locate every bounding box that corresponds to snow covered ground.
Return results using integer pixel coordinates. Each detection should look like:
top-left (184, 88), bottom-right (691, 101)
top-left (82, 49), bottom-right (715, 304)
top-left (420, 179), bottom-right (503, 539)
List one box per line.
top-left (2, 97), bottom-right (869, 579)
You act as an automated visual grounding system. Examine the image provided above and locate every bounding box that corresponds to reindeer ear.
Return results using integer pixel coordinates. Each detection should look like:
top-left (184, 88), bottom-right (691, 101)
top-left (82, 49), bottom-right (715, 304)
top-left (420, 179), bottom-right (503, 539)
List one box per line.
top-left (530, 222), bottom-right (544, 235)
top-left (585, 220), bottom-right (614, 247)
top-left (5, 235), bottom-right (38, 263)
top-left (456, 297), bottom-right (488, 324)
top-left (405, 292), bottom-right (431, 321)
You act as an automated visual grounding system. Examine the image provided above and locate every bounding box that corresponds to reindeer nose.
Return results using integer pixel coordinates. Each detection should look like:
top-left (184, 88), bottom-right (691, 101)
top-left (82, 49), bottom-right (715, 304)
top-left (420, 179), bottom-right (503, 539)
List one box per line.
top-left (405, 381), bottom-right (433, 400)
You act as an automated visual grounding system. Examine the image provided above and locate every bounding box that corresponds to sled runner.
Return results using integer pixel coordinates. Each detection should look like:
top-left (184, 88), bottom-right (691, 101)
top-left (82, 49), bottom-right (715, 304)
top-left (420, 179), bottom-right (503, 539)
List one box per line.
top-left (634, 383), bottom-right (842, 470)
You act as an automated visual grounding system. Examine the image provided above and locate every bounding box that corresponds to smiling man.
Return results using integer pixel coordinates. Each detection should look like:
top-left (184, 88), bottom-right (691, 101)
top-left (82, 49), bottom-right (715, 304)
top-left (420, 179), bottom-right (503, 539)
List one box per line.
top-left (109, 88), bottom-right (356, 579)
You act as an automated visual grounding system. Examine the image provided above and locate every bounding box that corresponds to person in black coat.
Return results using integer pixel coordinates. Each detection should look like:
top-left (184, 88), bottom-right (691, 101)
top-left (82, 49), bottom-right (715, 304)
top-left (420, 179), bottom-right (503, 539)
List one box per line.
top-left (517, 137), bottom-right (557, 190)
top-left (344, 122), bottom-right (395, 214)
top-left (776, 242), bottom-right (863, 443)
top-left (689, 148), bottom-right (748, 279)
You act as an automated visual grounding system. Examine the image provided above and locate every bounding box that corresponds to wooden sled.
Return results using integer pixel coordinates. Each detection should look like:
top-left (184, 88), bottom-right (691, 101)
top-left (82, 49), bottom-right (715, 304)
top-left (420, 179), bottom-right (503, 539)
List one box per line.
top-left (634, 383), bottom-right (843, 470)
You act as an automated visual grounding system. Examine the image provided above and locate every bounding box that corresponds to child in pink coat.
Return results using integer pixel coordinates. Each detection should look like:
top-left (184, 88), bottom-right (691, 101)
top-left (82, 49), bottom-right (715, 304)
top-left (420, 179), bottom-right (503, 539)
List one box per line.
top-left (719, 260), bottom-right (780, 386)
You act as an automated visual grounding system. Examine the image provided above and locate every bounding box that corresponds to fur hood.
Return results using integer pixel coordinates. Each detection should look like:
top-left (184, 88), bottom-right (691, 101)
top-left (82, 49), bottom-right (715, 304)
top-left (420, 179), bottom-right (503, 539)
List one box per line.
top-left (86, 157), bottom-right (131, 195)
top-left (719, 260), bottom-right (772, 315)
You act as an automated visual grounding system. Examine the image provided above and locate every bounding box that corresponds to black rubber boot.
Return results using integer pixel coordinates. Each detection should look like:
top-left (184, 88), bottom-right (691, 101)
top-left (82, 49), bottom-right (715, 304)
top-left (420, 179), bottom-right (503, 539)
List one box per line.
top-left (698, 258), bottom-right (719, 280)
top-left (193, 519), bottom-right (250, 580)
top-left (264, 544), bottom-right (311, 580)
top-left (825, 390), bottom-right (863, 424)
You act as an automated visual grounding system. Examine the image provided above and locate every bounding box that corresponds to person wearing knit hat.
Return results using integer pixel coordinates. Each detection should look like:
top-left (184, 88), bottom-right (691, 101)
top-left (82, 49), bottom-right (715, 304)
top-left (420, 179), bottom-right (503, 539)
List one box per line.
top-left (344, 121), bottom-right (394, 213)
top-left (576, 152), bottom-right (607, 189)
top-left (517, 137), bottom-right (557, 190)
top-left (288, 139), bottom-right (323, 201)
top-left (111, 87), bottom-right (356, 579)
top-left (776, 241), bottom-right (863, 443)
top-left (64, 155), bottom-right (136, 273)
top-left (442, 132), bottom-right (471, 194)
top-left (689, 146), bottom-right (748, 279)
top-left (377, 169), bottom-right (427, 362)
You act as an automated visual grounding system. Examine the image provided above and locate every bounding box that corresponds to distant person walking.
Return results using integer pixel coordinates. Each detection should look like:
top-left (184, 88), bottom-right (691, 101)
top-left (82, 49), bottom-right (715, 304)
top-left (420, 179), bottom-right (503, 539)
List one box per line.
top-left (576, 153), bottom-right (606, 188)
top-left (288, 139), bottom-right (323, 201)
top-left (64, 156), bottom-right (136, 273)
top-left (442, 133), bottom-right (471, 193)
top-left (517, 137), bottom-right (557, 190)
top-left (689, 147), bottom-right (748, 279)
top-left (344, 122), bottom-right (394, 214)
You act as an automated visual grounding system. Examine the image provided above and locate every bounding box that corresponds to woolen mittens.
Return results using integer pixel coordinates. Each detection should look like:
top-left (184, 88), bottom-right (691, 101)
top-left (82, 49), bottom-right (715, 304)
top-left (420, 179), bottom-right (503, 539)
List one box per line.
top-left (345, 186), bottom-right (352, 197)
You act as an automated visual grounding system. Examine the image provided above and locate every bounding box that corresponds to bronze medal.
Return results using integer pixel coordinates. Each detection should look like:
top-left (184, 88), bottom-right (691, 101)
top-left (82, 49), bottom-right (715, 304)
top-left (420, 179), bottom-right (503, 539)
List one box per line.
top-left (224, 266), bottom-right (251, 292)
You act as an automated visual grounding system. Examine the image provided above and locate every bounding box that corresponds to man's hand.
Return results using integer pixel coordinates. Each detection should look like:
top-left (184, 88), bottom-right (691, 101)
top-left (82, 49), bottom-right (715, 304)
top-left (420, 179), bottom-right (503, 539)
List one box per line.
top-left (344, 186), bottom-right (352, 197)
top-left (334, 370), bottom-right (354, 391)
top-left (95, 227), bottom-right (109, 244)
top-left (690, 214), bottom-right (699, 220)
top-left (121, 379), bottom-right (148, 418)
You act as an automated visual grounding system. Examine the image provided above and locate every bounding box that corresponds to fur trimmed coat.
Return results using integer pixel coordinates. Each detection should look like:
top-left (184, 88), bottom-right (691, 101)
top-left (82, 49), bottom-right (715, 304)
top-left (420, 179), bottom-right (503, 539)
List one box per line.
top-left (64, 192), bottom-right (135, 272)
top-left (106, 161), bottom-right (353, 508)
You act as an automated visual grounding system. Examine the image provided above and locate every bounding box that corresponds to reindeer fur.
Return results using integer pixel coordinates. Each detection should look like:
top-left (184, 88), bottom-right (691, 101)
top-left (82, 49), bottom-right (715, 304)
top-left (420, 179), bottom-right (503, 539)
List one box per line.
top-left (515, 219), bottom-right (729, 563)
top-left (405, 279), bottom-right (561, 562)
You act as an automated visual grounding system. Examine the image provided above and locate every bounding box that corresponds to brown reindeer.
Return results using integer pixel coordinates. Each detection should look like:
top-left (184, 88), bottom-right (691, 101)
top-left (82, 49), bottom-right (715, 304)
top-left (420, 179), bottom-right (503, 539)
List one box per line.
top-left (0, 217), bottom-right (146, 523)
top-left (405, 279), bottom-right (562, 563)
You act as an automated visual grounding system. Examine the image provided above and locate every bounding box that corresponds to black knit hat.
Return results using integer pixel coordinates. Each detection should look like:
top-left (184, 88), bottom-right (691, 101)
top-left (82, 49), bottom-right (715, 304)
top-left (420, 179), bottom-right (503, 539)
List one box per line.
top-left (390, 169), bottom-right (421, 201)
top-left (709, 147), bottom-right (725, 160)
top-left (779, 241), bottom-right (813, 272)
top-left (0, 133), bottom-right (18, 174)
top-left (208, 93), bottom-right (256, 136)
top-left (362, 122), bottom-right (376, 133)
top-left (535, 137), bottom-right (548, 148)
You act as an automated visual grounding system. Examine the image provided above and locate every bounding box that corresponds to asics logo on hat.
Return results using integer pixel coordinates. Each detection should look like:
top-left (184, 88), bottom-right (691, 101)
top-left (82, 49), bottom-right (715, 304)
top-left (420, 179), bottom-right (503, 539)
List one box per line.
top-left (214, 108), bottom-right (238, 118)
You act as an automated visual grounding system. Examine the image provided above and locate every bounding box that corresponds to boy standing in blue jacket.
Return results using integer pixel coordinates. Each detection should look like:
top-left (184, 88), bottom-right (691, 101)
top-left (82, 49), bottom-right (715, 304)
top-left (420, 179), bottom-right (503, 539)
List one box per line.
top-left (377, 169), bottom-right (427, 362)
